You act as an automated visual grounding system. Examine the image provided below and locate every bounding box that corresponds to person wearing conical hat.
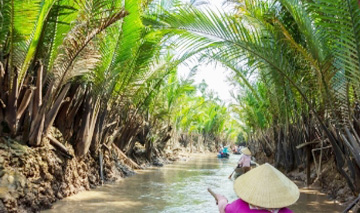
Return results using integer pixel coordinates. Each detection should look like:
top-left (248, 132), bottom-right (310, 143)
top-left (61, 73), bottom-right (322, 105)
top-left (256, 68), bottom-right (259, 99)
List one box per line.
top-left (236, 147), bottom-right (252, 174)
top-left (216, 163), bottom-right (299, 213)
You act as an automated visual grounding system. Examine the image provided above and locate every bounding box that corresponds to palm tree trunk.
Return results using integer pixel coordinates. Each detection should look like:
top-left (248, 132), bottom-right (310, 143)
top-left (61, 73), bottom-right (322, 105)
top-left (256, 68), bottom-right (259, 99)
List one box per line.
top-left (43, 83), bottom-right (71, 136)
top-left (55, 84), bottom-right (85, 140)
top-left (32, 62), bottom-right (43, 117)
top-left (16, 87), bottom-right (34, 121)
top-left (5, 68), bottom-right (18, 135)
top-left (90, 108), bottom-right (107, 156)
top-left (75, 96), bottom-right (100, 157)
top-left (28, 83), bottom-right (70, 146)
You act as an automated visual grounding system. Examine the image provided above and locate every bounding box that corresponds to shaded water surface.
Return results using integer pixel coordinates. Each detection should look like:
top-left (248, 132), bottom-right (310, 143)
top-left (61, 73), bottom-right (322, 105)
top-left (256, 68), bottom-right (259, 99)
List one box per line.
top-left (44, 154), bottom-right (344, 213)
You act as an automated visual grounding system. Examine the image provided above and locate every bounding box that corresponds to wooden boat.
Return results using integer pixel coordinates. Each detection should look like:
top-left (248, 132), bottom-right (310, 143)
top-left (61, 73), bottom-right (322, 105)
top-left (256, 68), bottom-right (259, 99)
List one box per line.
top-left (233, 167), bottom-right (245, 179)
top-left (233, 161), bottom-right (258, 179)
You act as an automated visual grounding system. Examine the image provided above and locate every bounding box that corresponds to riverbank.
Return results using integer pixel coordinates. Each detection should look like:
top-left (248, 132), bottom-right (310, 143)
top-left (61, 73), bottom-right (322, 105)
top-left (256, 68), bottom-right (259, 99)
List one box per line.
top-left (0, 133), bottom-right (197, 212)
top-left (253, 149), bottom-right (356, 207)
top-left (0, 139), bottom-right (118, 212)
top-left (2, 134), bottom-right (353, 213)
top-left (287, 159), bottom-right (354, 204)
top-left (43, 153), bottom-right (345, 213)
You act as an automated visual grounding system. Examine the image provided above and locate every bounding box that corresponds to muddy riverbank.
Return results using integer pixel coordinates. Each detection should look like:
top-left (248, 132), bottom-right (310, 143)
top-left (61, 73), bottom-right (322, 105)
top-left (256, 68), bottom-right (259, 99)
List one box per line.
top-left (43, 154), bottom-right (345, 213)
top-left (0, 134), bottom-right (355, 213)
top-left (253, 147), bottom-right (355, 205)
top-left (0, 134), bottom-right (194, 213)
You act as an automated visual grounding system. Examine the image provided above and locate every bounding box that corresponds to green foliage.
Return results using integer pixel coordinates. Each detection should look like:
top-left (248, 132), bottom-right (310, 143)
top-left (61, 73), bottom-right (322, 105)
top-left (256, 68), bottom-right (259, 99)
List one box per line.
top-left (164, 75), bottom-right (240, 142)
top-left (5, 0), bottom-right (360, 165)
top-left (143, 0), bottom-right (358, 137)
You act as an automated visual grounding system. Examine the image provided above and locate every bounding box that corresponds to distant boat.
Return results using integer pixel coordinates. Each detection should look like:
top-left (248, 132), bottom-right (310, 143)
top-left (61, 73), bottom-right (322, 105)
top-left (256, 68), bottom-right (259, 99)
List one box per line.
top-left (217, 152), bottom-right (230, 158)
top-left (218, 146), bottom-right (230, 158)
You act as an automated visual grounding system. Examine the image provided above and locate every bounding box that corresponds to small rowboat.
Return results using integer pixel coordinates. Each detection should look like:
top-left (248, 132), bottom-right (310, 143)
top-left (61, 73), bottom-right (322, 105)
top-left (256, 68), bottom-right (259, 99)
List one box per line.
top-left (233, 161), bottom-right (258, 179)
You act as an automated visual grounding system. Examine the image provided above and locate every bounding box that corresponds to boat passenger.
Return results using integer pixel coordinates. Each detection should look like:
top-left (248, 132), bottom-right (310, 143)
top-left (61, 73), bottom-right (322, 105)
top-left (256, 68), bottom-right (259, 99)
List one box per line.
top-left (231, 145), bottom-right (237, 153)
top-left (237, 147), bottom-right (252, 174)
top-left (218, 145), bottom-right (224, 155)
top-left (215, 163), bottom-right (299, 213)
top-left (237, 145), bottom-right (243, 153)
top-left (223, 146), bottom-right (229, 154)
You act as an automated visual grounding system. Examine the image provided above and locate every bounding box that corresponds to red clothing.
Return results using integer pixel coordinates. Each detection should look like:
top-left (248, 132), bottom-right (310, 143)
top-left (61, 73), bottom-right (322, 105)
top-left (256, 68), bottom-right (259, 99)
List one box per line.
top-left (225, 199), bottom-right (293, 213)
top-left (217, 195), bottom-right (293, 213)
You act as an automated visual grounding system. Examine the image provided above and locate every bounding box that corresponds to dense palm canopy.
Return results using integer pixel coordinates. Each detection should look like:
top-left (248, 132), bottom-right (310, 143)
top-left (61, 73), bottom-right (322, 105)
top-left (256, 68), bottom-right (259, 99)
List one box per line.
top-left (1, 0), bottom-right (360, 195)
top-left (0, 0), bottom-right (237, 161)
top-left (143, 0), bottom-right (360, 192)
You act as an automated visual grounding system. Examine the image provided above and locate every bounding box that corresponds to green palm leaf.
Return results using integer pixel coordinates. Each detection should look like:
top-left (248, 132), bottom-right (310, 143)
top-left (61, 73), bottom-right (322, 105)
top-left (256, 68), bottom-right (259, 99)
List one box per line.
top-left (50, 0), bottom-right (127, 95)
top-left (310, 0), bottom-right (360, 80)
top-left (18, 0), bottom-right (57, 85)
top-left (2, 0), bottom-right (44, 85)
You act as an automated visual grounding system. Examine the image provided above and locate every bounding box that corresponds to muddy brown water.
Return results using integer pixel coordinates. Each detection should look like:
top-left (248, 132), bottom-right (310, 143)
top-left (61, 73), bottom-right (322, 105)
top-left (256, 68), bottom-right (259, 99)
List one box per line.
top-left (43, 154), bottom-right (344, 213)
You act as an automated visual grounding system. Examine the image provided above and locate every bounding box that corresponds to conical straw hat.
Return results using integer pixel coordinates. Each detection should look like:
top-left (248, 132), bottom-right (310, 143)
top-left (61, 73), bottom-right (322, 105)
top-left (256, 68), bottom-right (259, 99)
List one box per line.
top-left (241, 147), bottom-right (251, 156)
top-left (234, 163), bottom-right (299, 209)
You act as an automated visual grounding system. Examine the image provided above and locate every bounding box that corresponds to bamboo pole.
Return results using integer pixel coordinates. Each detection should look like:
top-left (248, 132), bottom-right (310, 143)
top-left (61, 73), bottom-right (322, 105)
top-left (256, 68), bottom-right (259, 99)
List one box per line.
top-left (317, 139), bottom-right (324, 177)
top-left (311, 145), bottom-right (332, 177)
top-left (306, 146), bottom-right (311, 187)
top-left (342, 194), bottom-right (360, 213)
top-left (99, 151), bottom-right (104, 185)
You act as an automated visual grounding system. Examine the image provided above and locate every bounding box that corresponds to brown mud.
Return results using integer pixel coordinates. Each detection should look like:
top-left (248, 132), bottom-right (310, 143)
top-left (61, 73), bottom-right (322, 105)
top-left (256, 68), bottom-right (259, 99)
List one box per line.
top-left (0, 129), bottom-right (192, 213)
top-left (0, 139), bottom-right (120, 212)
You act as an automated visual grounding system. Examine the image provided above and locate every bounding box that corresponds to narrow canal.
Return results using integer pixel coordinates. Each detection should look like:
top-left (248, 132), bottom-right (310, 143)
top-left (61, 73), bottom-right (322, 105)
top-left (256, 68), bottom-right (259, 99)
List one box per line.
top-left (43, 154), bottom-right (344, 213)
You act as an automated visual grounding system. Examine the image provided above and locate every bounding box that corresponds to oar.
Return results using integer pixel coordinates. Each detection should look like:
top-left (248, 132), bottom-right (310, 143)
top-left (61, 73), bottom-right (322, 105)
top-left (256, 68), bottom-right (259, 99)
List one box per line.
top-left (228, 167), bottom-right (237, 179)
top-left (207, 188), bottom-right (218, 204)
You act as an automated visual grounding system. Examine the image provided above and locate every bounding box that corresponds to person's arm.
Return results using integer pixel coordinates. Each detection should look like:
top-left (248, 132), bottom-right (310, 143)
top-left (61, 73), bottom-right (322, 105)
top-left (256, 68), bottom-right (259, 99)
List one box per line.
top-left (215, 194), bottom-right (228, 213)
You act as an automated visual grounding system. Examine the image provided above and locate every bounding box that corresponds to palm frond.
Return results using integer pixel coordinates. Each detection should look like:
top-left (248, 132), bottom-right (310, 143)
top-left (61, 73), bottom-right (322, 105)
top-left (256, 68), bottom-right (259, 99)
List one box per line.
top-left (18, 0), bottom-right (57, 85)
top-left (310, 0), bottom-right (360, 81)
top-left (111, 0), bottom-right (144, 94)
top-left (6, 0), bottom-right (43, 84)
top-left (51, 0), bottom-right (127, 95)
top-left (47, 0), bottom-right (80, 71)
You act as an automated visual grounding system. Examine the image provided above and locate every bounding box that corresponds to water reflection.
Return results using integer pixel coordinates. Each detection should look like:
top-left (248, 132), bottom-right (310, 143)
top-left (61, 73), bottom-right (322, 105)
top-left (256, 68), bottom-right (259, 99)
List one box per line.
top-left (43, 154), bottom-right (344, 213)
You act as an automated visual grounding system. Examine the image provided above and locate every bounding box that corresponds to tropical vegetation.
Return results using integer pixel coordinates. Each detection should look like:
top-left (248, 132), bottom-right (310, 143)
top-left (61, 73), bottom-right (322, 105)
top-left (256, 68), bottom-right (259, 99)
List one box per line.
top-left (1, 0), bottom-right (360, 203)
top-left (0, 0), bottom-right (236, 168)
top-left (144, 0), bottom-right (360, 193)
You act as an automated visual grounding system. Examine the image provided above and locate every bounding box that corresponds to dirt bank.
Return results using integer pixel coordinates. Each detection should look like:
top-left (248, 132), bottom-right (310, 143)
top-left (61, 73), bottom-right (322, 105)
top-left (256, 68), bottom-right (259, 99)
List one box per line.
top-left (252, 149), bottom-right (355, 206)
top-left (0, 138), bottom-right (127, 212)
top-left (0, 136), bottom-right (191, 212)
